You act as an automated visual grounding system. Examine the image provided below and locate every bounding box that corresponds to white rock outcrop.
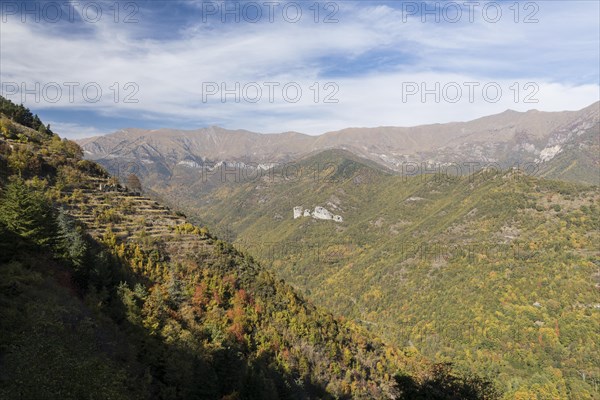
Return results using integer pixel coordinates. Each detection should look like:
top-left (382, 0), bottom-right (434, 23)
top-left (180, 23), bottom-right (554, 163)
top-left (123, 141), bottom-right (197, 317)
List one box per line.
top-left (293, 206), bottom-right (343, 222)
top-left (537, 145), bottom-right (562, 162)
top-left (177, 160), bottom-right (201, 168)
top-left (293, 206), bottom-right (303, 219)
top-left (312, 206), bottom-right (334, 220)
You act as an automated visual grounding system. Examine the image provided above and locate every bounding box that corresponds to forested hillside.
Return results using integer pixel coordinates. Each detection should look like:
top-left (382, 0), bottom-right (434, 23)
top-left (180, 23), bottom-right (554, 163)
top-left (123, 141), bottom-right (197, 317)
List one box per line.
top-left (185, 150), bottom-right (600, 399)
top-left (0, 98), bottom-right (499, 399)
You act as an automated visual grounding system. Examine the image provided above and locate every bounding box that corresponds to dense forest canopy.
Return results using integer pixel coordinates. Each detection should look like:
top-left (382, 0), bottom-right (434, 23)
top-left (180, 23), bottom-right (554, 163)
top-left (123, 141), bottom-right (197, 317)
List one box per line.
top-left (182, 144), bottom-right (600, 399)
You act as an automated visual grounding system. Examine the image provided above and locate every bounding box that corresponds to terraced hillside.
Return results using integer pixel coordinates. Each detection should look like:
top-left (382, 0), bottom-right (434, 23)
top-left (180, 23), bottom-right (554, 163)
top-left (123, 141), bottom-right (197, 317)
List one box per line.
top-left (62, 178), bottom-right (185, 239)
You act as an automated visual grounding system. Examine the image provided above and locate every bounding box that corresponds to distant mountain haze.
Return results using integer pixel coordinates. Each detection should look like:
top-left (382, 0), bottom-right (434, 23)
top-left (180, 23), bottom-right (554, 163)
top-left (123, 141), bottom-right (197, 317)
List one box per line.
top-left (79, 102), bottom-right (599, 186)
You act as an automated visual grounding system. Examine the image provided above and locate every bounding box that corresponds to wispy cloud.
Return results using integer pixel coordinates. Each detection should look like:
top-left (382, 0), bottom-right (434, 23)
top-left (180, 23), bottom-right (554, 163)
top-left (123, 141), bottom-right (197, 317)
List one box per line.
top-left (46, 121), bottom-right (110, 140)
top-left (1, 0), bottom-right (598, 137)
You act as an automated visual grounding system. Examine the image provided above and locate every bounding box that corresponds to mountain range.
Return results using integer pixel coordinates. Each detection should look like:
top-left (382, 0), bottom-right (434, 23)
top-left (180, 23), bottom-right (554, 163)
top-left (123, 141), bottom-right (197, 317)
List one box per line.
top-left (79, 102), bottom-right (599, 187)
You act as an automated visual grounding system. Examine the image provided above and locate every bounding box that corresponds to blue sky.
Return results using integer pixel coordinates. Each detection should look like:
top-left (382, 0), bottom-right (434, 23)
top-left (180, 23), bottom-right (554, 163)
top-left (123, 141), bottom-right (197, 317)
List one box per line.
top-left (0, 0), bottom-right (598, 138)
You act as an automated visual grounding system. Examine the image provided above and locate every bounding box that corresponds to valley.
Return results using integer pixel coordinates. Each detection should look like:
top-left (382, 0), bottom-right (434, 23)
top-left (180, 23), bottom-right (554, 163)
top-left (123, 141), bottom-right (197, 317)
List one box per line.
top-left (178, 150), bottom-right (600, 398)
top-left (78, 103), bottom-right (600, 398)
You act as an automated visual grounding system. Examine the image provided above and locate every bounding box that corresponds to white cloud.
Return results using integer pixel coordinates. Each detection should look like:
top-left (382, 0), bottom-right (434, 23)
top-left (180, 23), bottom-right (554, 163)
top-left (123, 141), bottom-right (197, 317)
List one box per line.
top-left (0, 1), bottom-right (598, 135)
top-left (47, 121), bottom-right (111, 139)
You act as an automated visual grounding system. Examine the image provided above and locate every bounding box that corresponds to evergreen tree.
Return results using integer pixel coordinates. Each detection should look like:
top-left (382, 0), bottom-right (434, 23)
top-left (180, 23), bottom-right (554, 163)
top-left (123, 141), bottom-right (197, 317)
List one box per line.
top-left (0, 95), bottom-right (53, 134)
top-left (0, 177), bottom-right (56, 247)
top-left (56, 208), bottom-right (88, 268)
top-left (37, 123), bottom-right (48, 135)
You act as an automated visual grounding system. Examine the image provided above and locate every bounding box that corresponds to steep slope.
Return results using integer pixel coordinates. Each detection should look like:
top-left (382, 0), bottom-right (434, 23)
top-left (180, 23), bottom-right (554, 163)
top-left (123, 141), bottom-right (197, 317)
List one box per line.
top-left (0, 98), bottom-right (499, 399)
top-left (537, 107), bottom-right (600, 185)
top-left (184, 150), bottom-right (600, 399)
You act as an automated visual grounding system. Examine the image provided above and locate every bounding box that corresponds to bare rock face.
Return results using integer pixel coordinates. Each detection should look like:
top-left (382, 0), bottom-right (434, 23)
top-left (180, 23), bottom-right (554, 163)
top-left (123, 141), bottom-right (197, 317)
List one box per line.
top-left (312, 206), bottom-right (333, 220)
top-left (536, 145), bottom-right (563, 162)
top-left (293, 206), bottom-right (303, 219)
top-left (294, 206), bottom-right (343, 222)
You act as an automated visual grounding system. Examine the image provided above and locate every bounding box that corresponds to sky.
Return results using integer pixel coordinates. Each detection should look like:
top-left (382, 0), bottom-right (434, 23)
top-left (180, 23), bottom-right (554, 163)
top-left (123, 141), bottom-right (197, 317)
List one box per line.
top-left (0, 0), bottom-right (599, 138)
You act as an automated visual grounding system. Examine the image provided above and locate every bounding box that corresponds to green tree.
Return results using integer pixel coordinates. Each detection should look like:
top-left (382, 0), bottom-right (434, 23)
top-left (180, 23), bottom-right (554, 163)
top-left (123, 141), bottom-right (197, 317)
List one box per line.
top-left (56, 208), bottom-right (88, 268)
top-left (7, 146), bottom-right (41, 176)
top-left (0, 118), bottom-right (17, 139)
top-left (0, 177), bottom-right (56, 247)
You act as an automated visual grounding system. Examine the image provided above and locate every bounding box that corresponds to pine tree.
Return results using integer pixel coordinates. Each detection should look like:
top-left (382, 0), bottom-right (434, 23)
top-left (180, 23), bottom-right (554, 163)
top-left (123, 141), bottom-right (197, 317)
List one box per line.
top-left (37, 123), bottom-right (48, 135)
top-left (56, 208), bottom-right (88, 268)
top-left (0, 177), bottom-right (56, 247)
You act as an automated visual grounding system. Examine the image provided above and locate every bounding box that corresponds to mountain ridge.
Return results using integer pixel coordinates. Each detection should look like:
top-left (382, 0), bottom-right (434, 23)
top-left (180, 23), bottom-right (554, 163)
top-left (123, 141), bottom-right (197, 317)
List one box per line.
top-left (79, 101), bottom-right (600, 142)
top-left (79, 101), bottom-right (600, 186)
